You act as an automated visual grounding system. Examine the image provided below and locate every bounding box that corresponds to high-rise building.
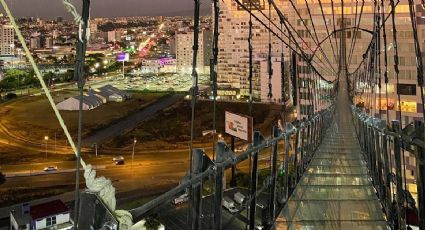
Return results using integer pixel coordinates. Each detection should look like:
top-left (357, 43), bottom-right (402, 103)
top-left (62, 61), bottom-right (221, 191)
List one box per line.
top-left (45, 37), bottom-right (53, 49)
top-left (30, 36), bottom-right (41, 50)
top-left (175, 30), bottom-right (211, 74)
top-left (107, 30), bottom-right (122, 43)
top-left (0, 24), bottom-right (14, 56)
top-left (215, 0), bottom-right (289, 101)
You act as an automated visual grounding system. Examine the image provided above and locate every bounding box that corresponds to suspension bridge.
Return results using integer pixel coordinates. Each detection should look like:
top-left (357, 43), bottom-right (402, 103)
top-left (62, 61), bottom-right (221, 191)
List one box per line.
top-left (2, 0), bottom-right (425, 229)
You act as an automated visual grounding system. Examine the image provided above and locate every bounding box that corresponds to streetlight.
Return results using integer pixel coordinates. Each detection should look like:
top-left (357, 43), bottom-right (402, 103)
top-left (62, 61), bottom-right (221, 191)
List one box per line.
top-left (44, 136), bottom-right (49, 160)
top-left (94, 62), bottom-right (100, 76)
top-left (132, 138), bottom-right (137, 168)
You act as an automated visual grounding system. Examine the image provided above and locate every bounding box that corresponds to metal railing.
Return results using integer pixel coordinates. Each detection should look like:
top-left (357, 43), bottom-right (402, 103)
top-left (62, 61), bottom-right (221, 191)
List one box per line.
top-left (78, 106), bottom-right (334, 229)
top-left (352, 107), bottom-right (425, 229)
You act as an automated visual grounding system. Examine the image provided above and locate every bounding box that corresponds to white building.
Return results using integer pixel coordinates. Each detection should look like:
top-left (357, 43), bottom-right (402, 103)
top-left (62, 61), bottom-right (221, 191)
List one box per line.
top-left (107, 30), bottom-right (122, 43)
top-left (10, 199), bottom-right (72, 230)
top-left (176, 30), bottom-right (211, 74)
top-left (30, 37), bottom-right (41, 50)
top-left (0, 24), bottom-right (14, 56)
top-left (215, 0), bottom-right (289, 99)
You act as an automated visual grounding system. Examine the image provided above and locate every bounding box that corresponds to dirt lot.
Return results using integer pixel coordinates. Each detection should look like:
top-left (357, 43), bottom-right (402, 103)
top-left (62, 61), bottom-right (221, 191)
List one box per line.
top-left (106, 100), bottom-right (286, 149)
top-left (0, 91), bottom-right (167, 143)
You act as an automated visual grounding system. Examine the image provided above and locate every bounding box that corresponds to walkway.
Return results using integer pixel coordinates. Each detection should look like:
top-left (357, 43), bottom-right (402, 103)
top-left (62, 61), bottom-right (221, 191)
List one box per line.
top-left (276, 77), bottom-right (389, 229)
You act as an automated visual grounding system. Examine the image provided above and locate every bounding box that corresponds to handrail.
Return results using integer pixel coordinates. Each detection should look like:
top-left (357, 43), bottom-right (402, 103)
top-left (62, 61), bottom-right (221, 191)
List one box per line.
top-left (124, 106), bottom-right (335, 228)
top-left (352, 106), bottom-right (425, 229)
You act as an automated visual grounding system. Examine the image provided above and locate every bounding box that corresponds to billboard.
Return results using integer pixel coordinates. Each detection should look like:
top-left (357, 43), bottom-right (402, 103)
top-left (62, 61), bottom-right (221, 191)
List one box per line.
top-left (225, 111), bottom-right (253, 142)
top-left (117, 52), bottom-right (129, 62)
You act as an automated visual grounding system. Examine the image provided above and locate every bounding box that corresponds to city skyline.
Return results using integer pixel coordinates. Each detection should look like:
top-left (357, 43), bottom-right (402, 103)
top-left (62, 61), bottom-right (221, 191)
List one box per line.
top-left (0, 0), bottom-right (211, 20)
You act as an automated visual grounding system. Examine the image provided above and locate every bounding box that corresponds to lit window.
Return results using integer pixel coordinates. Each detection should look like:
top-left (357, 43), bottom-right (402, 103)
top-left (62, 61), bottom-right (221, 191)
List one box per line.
top-left (46, 216), bottom-right (57, 226)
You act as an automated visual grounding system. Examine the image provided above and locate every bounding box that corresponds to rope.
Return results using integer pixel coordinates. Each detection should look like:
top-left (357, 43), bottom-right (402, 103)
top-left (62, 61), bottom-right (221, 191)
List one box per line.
top-left (318, 0), bottom-right (338, 64)
top-left (63, 0), bottom-right (90, 42)
top-left (0, 1), bottom-right (135, 229)
top-left (267, 1), bottom-right (273, 101)
top-left (0, 1), bottom-right (86, 168)
top-left (381, 0), bottom-right (390, 124)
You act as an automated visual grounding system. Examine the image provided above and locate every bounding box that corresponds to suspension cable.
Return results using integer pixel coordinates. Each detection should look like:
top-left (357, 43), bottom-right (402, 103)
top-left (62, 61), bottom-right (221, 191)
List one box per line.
top-left (212, 0), bottom-right (219, 160)
top-left (381, 0), bottom-right (390, 124)
top-left (73, 0), bottom-right (90, 226)
top-left (389, 0), bottom-right (402, 125)
top-left (331, 0), bottom-right (339, 74)
top-left (288, 0), bottom-right (337, 74)
top-left (234, 0), bottom-right (335, 83)
top-left (407, 0), bottom-right (425, 122)
top-left (348, 0), bottom-right (365, 68)
top-left (377, 1), bottom-right (382, 120)
top-left (268, 0), bottom-right (336, 82)
top-left (317, 0), bottom-right (338, 65)
top-left (248, 1), bottom-right (253, 116)
top-left (245, 0), bottom-right (335, 77)
top-left (268, 1), bottom-right (273, 101)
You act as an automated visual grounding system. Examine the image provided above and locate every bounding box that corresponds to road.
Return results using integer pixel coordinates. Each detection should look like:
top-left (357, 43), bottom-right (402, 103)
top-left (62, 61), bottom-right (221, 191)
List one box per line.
top-left (82, 94), bottom-right (183, 146)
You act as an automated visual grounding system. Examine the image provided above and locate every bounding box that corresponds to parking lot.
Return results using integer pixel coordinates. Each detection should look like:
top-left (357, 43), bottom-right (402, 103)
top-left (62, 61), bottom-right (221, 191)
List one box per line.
top-left (98, 73), bottom-right (210, 92)
top-left (154, 188), bottom-right (270, 230)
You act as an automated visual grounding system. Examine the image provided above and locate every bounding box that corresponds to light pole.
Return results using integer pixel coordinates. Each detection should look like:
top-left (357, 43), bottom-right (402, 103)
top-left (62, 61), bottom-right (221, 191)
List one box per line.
top-left (94, 62), bottom-right (100, 76)
top-left (132, 138), bottom-right (137, 168)
top-left (44, 136), bottom-right (49, 160)
top-left (54, 132), bottom-right (57, 154)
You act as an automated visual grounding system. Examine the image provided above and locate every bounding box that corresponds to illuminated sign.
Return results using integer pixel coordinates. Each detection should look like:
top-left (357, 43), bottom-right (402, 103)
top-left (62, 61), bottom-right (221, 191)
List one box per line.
top-left (217, 90), bottom-right (238, 96)
top-left (117, 53), bottom-right (129, 62)
top-left (237, 0), bottom-right (265, 11)
top-left (225, 111), bottom-right (253, 142)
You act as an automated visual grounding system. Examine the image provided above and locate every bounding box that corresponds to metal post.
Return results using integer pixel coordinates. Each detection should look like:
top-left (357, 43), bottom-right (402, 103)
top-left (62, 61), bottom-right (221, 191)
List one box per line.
top-left (414, 120), bottom-right (425, 229)
top-left (283, 129), bottom-right (290, 202)
top-left (190, 149), bottom-right (204, 230)
top-left (306, 121), bottom-right (312, 160)
top-left (382, 134), bottom-right (392, 216)
top-left (268, 126), bottom-right (279, 225)
top-left (300, 122), bottom-right (306, 169)
top-left (214, 142), bottom-right (225, 230)
top-left (392, 120), bottom-right (405, 229)
top-left (249, 132), bottom-right (260, 230)
top-left (294, 124), bottom-right (301, 181)
top-left (54, 132), bottom-right (57, 155)
top-left (375, 129), bottom-right (384, 199)
top-left (230, 136), bottom-right (236, 187)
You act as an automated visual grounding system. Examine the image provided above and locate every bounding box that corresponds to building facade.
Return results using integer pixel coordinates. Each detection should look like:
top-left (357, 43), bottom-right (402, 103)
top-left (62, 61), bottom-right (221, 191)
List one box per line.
top-left (176, 30), bottom-right (211, 74)
top-left (0, 24), bottom-right (14, 56)
top-left (215, 0), bottom-right (289, 101)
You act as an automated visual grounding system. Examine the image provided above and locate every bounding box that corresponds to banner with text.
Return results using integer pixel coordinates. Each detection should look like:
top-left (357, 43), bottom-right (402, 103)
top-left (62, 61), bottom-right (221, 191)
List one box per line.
top-left (225, 111), bottom-right (253, 142)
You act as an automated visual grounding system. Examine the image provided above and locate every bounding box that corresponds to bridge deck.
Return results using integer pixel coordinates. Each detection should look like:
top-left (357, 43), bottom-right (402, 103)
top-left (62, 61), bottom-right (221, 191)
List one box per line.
top-left (276, 75), bottom-right (389, 229)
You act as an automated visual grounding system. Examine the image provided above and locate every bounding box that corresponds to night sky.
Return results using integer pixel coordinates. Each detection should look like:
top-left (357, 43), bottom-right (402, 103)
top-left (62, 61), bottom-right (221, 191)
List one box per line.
top-left (0, 0), bottom-right (211, 19)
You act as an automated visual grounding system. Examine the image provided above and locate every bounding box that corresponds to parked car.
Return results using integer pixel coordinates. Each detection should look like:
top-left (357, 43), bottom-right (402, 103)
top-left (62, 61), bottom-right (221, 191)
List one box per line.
top-left (43, 166), bottom-right (58, 172)
top-left (234, 192), bottom-right (245, 205)
top-left (223, 197), bottom-right (238, 213)
top-left (172, 193), bottom-right (189, 205)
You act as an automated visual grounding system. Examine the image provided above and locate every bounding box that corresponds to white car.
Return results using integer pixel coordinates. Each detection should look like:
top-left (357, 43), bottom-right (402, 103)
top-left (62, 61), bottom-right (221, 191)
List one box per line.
top-left (43, 166), bottom-right (58, 172)
top-left (172, 193), bottom-right (189, 205)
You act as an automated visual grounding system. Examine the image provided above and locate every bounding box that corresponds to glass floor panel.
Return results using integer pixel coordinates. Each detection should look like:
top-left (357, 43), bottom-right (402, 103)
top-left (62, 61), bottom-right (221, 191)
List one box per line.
top-left (300, 175), bottom-right (372, 186)
top-left (277, 88), bottom-right (389, 229)
top-left (290, 186), bottom-right (377, 200)
top-left (280, 200), bottom-right (386, 222)
top-left (309, 159), bottom-right (366, 167)
top-left (313, 154), bottom-right (363, 160)
top-left (306, 165), bottom-right (368, 175)
top-left (276, 220), bottom-right (390, 230)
